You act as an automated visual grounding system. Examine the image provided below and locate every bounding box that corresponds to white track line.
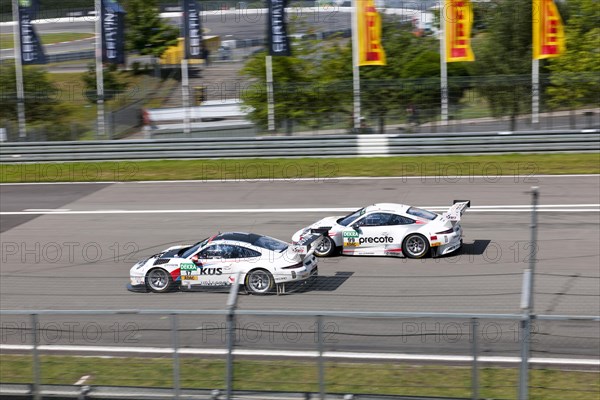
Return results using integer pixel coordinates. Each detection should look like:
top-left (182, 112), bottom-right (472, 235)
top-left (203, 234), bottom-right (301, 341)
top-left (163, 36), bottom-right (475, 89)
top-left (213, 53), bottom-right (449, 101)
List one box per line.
top-left (1, 344), bottom-right (597, 366)
top-left (1, 205), bottom-right (599, 215)
top-left (1, 174), bottom-right (598, 186)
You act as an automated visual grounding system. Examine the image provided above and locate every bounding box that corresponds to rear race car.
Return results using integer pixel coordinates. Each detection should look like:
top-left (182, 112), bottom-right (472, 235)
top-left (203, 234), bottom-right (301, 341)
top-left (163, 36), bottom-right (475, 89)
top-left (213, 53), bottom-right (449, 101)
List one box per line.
top-left (128, 232), bottom-right (324, 295)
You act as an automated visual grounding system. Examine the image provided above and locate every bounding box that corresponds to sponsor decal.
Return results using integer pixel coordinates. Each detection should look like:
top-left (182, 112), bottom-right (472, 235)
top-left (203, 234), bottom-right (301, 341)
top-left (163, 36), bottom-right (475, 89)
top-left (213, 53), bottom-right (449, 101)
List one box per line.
top-left (198, 281), bottom-right (230, 286)
top-left (343, 237), bottom-right (359, 247)
top-left (182, 275), bottom-right (198, 280)
top-left (343, 231), bottom-right (359, 238)
top-left (431, 242), bottom-right (441, 247)
top-left (358, 236), bottom-right (394, 244)
top-left (180, 263), bottom-right (197, 271)
top-left (198, 267), bottom-right (223, 276)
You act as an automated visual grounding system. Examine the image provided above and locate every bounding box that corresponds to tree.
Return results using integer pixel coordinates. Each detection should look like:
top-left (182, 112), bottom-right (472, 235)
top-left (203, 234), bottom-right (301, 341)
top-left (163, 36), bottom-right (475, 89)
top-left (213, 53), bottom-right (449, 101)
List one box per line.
top-left (546, 0), bottom-right (600, 109)
top-left (81, 63), bottom-right (127, 103)
top-left (241, 37), bottom-right (349, 132)
top-left (468, 0), bottom-right (533, 131)
top-left (241, 17), bottom-right (469, 132)
top-left (124, 0), bottom-right (179, 57)
top-left (321, 17), bottom-right (469, 131)
top-left (0, 65), bottom-right (68, 123)
top-left (0, 65), bottom-right (80, 140)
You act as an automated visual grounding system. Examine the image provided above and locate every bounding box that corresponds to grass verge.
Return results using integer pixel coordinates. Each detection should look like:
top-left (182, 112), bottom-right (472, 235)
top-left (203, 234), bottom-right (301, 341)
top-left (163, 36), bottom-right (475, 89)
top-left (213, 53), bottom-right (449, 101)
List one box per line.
top-left (1, 355), bottom-right (598, 400)
top-left (0, 33), bottom-right (94, 50)
top-left (0, 153), bottom-right (598, 183)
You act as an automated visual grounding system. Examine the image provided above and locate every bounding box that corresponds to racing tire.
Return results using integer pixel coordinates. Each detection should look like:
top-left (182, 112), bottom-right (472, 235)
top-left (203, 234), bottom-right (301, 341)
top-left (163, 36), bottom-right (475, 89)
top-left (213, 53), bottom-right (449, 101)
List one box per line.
top-left (314, 236), bottom-right (337, 257)
top-left (403, 234), bottom-right (430, 259)
top-left (245, 269), bottom-right (274, 295)
top-left (145, 268), bottom-right (174, 293)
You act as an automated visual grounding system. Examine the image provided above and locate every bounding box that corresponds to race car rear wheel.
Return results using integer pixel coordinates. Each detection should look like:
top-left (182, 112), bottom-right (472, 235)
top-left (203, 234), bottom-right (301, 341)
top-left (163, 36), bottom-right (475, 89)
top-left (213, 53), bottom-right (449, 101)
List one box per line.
top-left (403, 234), bottom-right (430, 259)
top-left (146, 268), bottom-right (174, 293)
top-left (314, 236), bottom-right (336, 257)
top-left (245, 269), bottom-right (274, 295)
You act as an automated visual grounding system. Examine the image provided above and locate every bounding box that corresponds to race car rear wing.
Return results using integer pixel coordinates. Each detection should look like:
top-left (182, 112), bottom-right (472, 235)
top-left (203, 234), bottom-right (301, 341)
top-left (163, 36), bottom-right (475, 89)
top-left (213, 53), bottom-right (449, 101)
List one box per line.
top-left (290, 232), bottom-right (325, 258)
top-left (442, 200), bottom-right (471, 222)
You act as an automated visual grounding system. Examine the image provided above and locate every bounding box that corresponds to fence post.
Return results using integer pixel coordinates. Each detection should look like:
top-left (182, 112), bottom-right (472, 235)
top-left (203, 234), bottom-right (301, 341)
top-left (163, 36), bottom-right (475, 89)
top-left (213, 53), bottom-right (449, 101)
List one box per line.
top-left (226, 272), bottom-right (241, 400)
top-left (519, 187), bottom-right (539, 400)
top-left (471, 318), bottom-right (479, 400)
top-left (317, 315), bottom-right (325, 400)
top-left (518, 316), bottom-right (531, 400)
top-left (31, 313), bottom-right (41, 400)
top-left (171, 314), bottom-right (180, 399)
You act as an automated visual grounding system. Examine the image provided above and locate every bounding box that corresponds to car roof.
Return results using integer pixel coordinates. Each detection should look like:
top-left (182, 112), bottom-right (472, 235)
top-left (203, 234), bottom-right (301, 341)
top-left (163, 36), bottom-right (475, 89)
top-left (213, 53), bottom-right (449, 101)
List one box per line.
top-left (211, 232), bottom-right (263, 245)
top-left (363, 203), bottom-right (411, 214)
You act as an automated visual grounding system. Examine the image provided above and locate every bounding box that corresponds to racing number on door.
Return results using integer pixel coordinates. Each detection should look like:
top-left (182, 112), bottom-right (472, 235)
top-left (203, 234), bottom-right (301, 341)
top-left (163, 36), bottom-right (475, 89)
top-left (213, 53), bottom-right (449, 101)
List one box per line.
top-left (343, 231), bottom-right (359, 247)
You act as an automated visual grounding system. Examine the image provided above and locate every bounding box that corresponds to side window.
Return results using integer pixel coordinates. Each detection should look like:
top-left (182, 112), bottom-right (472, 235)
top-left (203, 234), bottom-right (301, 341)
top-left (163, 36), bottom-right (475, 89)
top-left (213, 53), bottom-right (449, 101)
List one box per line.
top-left (361, 213), bottom-right (392, 227)
top-left (388, 214), bottom-right (415, 225)
top-left (237, 246), bottom-right (261, 258)
top-left (198, 244), bottom-right (232, 259)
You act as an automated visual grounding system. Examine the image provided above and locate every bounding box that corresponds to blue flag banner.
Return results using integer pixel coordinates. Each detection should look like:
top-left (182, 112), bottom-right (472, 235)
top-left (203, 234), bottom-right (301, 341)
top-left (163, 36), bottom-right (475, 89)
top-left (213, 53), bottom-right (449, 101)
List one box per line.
top-left (101, 0), bottom-right (126, 64)
top-left (267, 0), bottom-right (290, 56)
top-left (182, 0), bottom-right (203, 59)
top-left (18, 0), bottom-right (46, 64)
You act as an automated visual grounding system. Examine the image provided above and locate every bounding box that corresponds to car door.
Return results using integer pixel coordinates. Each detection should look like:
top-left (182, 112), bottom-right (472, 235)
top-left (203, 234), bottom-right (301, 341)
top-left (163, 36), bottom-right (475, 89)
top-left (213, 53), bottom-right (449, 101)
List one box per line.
top-left (342, 212), bottom-right (395, 255)
top-left (189, 244), bottom-right (234, 286)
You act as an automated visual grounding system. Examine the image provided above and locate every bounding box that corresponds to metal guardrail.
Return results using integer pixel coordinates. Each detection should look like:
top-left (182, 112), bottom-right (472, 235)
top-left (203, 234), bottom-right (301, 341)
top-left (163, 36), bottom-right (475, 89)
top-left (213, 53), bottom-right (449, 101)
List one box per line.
top-left (1, 130), bottom-right (599, 162)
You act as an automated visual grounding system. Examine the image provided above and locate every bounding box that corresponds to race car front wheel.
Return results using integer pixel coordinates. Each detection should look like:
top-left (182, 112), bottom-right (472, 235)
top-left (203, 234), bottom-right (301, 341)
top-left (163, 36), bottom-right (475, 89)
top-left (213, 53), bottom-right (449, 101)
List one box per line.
top-left (403, 234), bottom-right (430, 259)
top-left (245, 269), bottom-right (274, 295)
top-left (314, 236), bottom-right (336, 257)
top-left (146, 268), bottom-right (174, 293)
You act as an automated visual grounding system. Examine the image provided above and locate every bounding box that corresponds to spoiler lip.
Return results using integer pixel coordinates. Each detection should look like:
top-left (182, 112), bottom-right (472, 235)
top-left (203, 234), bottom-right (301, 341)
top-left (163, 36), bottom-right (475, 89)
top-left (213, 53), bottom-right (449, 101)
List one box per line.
top-left (290, 232), bottom-right (325, 258)
top-left (453, 200), bottom-right (471, 208)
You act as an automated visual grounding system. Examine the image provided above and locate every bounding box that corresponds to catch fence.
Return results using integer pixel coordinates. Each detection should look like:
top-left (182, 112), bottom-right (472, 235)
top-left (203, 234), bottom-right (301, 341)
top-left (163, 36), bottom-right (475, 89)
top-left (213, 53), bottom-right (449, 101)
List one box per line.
top-left (1, 309), bottom-right (598, 400)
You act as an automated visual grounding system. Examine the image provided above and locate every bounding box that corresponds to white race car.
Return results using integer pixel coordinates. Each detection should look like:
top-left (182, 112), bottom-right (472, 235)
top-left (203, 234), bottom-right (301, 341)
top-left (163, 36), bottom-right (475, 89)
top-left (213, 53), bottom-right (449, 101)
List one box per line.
top-left (128, 232), bottom-right (323, 294)
top-left (292, 201), bottom-right (470, 259)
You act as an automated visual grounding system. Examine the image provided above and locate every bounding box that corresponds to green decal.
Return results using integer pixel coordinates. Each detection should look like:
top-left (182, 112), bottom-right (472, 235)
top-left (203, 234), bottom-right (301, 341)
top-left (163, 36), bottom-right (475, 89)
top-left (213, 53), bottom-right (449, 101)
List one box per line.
top-left (180, 263), bottom-right (197, 271)
top-left (343, 231), bottom-right (359, 238)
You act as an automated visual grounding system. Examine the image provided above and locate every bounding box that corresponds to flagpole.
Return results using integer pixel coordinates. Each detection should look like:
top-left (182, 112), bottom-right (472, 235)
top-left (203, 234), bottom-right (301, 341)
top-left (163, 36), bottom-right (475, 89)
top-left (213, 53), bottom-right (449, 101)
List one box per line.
top-left (266, 55), bottom-right (275, 131)
top-left (95, 0), bottom-right (106, 139)
top-left (351, 0), bottom-right (361, 130)
top-left (182, 57), bottom-right (191, 136)
top-left (532, 58), bottom-right (539, 128)
top-left (11, 0), bottom-right (27, 140)
top-left (440, 0), bottom-right (448, 126)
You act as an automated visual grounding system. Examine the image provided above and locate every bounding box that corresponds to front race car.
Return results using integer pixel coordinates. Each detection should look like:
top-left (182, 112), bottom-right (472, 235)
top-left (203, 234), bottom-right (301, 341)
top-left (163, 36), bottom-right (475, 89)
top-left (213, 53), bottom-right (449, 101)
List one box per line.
top-left (292, 201), bottom-right (470, 259)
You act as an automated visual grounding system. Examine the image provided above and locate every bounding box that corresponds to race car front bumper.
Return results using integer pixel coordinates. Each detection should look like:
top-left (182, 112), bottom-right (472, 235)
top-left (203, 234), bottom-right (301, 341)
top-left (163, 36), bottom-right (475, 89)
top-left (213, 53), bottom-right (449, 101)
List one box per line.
top-left (127, 275), bottom-right (148, 293)
top-left (127, 283), bottom-right (148, 293)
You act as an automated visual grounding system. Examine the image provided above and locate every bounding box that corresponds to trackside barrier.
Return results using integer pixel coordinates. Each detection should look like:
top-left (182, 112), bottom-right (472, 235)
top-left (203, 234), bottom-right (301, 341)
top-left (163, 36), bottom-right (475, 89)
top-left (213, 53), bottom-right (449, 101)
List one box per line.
top-left (0, 130), bottom-right (599, 162)
top-left (1, 309), bottom-right (598, 400)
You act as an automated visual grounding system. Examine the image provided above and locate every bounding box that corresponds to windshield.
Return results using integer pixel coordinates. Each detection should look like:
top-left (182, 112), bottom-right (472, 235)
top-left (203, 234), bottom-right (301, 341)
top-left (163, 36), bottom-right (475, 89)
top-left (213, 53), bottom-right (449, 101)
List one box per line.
top-left (406, 207), bottom-right (438, 221)
top-left (253, 236), bottom-right (288, 252)
top-left (180, 238), bottom-right (209, 258)
top-left (337, 208), bottom-right (365, 226)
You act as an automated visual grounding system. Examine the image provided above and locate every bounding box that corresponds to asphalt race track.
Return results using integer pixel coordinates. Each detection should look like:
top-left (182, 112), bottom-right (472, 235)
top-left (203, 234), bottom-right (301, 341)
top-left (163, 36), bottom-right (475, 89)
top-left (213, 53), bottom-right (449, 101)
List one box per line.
top-left (1, 175), bottom-right (599, 359)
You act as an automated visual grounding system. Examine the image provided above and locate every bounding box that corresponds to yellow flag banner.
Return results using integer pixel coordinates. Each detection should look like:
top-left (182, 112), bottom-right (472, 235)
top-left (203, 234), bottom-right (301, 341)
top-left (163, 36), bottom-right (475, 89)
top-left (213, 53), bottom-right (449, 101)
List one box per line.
top-left (357, 0), bottom-right (386, 66)
top-left (533, 0), bottom-right (565, 59)
top-left (445, 0), bottom-right (475, 62)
